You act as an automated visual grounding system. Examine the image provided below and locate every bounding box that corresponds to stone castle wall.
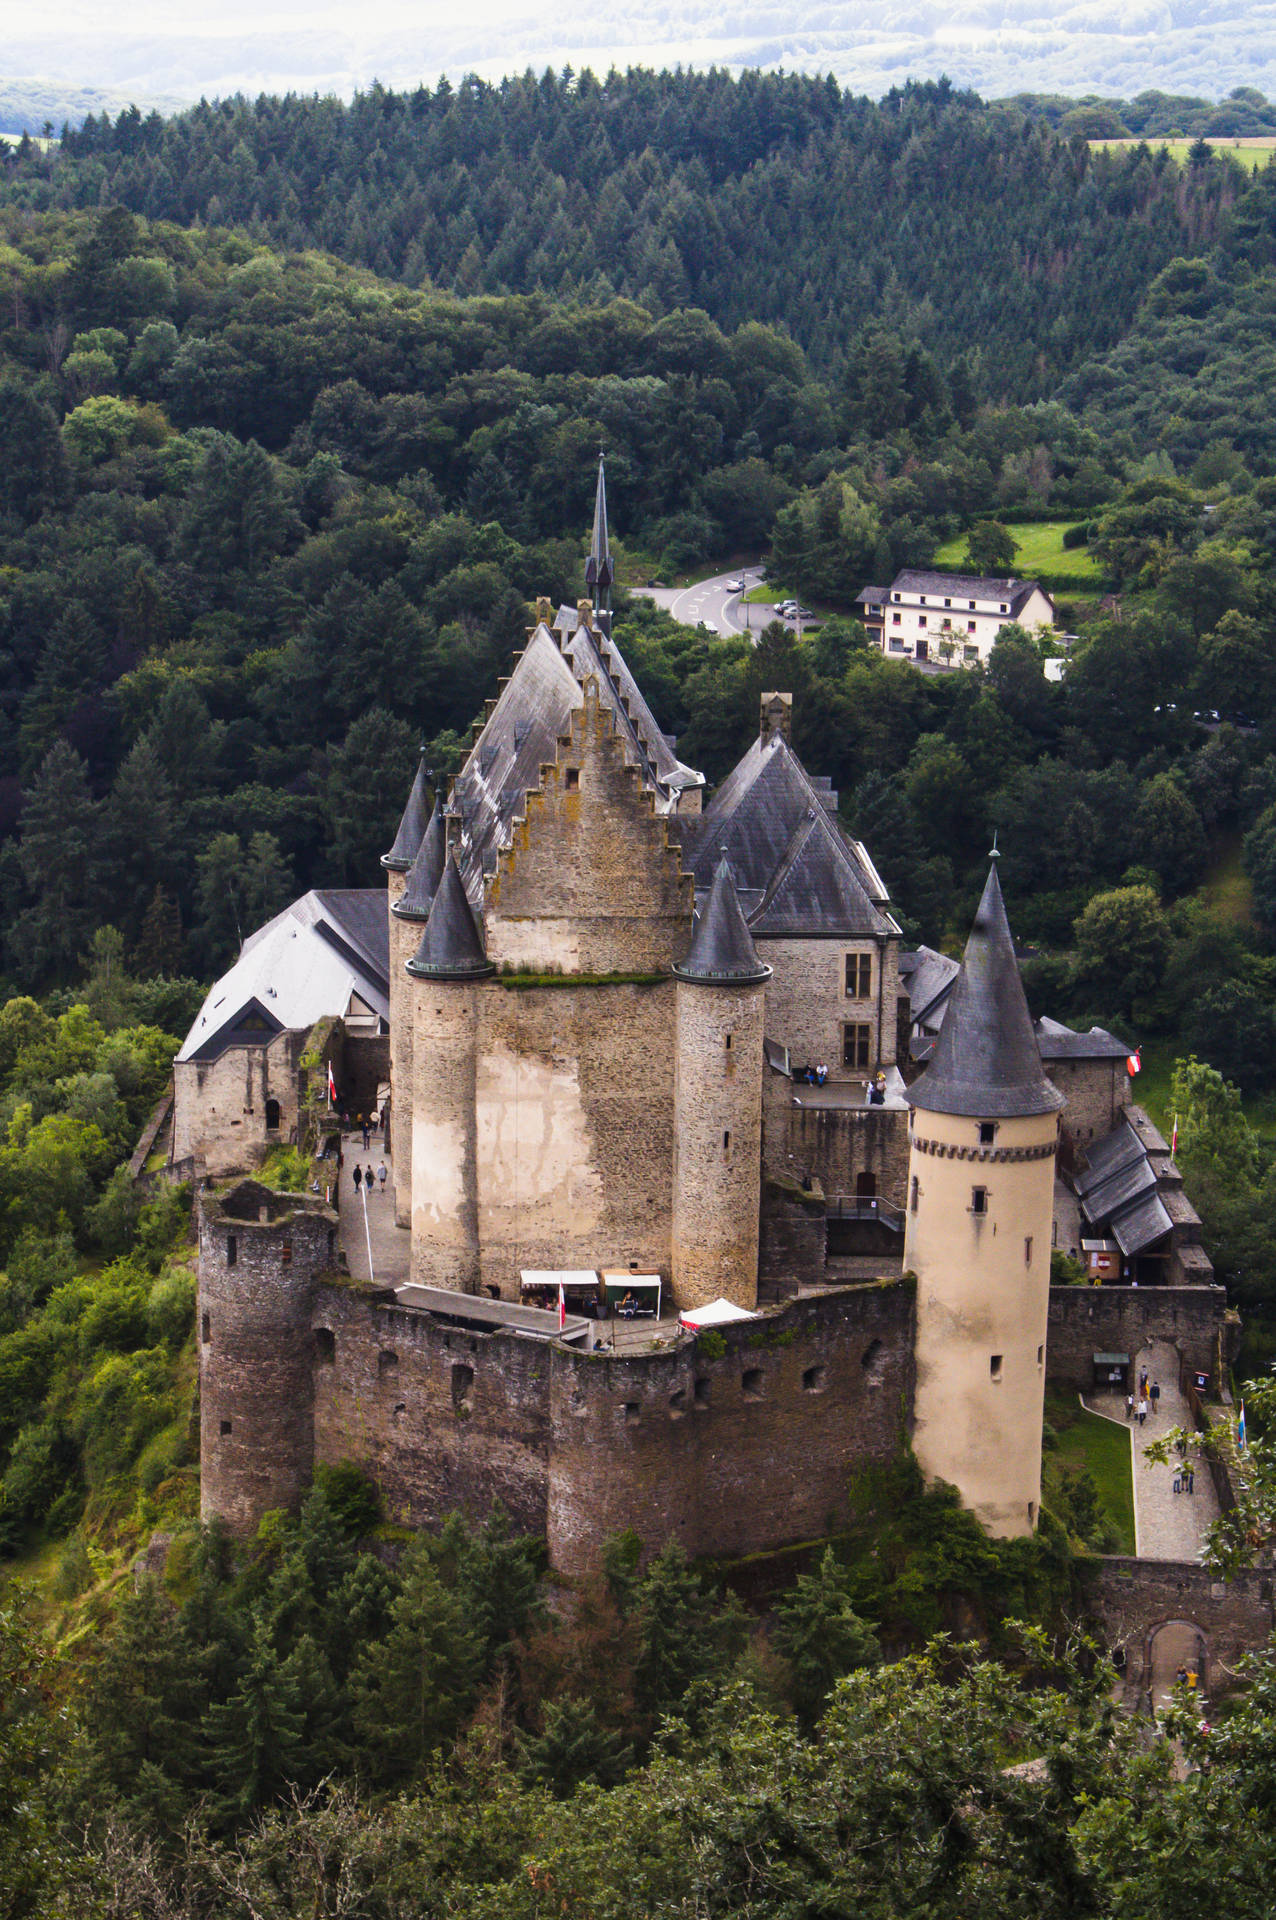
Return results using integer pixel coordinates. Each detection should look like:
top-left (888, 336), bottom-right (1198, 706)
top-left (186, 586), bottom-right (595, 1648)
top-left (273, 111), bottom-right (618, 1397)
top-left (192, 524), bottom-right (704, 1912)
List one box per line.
top-left (1045, 1056), bottom-right (1130, 1162)
top-left (765, 1080), bottom-right (910, 1208)
top-left (1045, 1285), bottom-right (1236, 1389)
top-left (672, 978), bottom-right (766, 1310)
top-left (174, 1028), bottom-right (308, 1176)
top-left (1083, 1556), bottom-right (1273, 1695)
top-left (759, 937), bottom-right (899, 1075)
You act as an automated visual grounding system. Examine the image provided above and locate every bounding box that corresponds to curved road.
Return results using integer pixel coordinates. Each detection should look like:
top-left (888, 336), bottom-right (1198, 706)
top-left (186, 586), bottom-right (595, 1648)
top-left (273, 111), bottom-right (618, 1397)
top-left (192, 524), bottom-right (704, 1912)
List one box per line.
top-left (636, 566), bottom-right (775, 639)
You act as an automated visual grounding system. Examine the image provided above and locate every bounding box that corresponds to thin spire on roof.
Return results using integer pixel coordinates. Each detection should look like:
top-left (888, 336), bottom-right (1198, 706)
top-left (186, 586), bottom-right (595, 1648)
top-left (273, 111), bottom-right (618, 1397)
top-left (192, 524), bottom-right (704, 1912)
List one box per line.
top-left (382, 755), bottom-right (431, 872)
top-left (405, 855), bottom-right (493, 980)
top-left (909, 861), bottom-right (1064, 1119)
top-left (584, 449), bottom-right (613, 623)
top-left (674, 856), bottom-right (771, 986)
top-left (393, 798), bottom-right (447, 922)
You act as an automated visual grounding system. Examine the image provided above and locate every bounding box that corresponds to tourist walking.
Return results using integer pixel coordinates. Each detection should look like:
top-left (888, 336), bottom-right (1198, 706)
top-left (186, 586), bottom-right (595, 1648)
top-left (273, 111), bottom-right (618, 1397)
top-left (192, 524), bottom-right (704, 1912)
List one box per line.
top-left (1138, 1396), bottom-right (1148, 1425)
top-left (361, 1116), bottom-right (371, 1150)
top-left (365, 1164), bottom-right (376, 1194)
top-left (378, 1162), bottom-right (387, 1194)
top-left (1151, 1380), bottom-right (1161, 1416)
top-left (352, 1163), bottom-right (363, 1193)
top-left (1125, 1393), bottom-right (1134, 1420)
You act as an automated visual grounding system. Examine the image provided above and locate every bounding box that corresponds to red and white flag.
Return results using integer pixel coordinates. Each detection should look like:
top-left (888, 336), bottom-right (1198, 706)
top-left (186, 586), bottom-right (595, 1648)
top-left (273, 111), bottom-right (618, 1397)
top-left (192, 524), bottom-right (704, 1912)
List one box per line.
top-left (327, 1061), bottom-right (337, 1104)
top-left (1126, 1047), bottom-right (1141, 1078)
top-left (558, 1282), bottom-right (567, 1331)
top-left (1171, 1113), bottom-right (1179, 1157)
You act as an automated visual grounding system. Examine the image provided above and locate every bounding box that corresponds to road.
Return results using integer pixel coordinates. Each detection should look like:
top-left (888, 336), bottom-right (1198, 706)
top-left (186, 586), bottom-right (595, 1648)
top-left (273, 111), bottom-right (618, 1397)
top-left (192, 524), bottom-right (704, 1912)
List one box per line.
top-left (636, 566), bottom-right (778, 640)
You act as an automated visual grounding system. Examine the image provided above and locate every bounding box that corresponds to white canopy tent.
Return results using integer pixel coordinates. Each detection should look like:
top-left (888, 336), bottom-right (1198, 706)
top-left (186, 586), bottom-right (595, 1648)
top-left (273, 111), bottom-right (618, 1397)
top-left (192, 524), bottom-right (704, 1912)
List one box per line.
top-left (678, 1298), bottom-right (760, 1330)
top-left (600, 1271), bottom-right (662, 1318)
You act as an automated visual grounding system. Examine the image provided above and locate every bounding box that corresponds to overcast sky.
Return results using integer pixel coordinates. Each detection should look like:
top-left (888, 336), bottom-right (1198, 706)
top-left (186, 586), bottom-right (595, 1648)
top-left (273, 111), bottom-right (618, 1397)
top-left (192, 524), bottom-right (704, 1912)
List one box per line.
top-left (6, 2), bottom-right (1276, 108)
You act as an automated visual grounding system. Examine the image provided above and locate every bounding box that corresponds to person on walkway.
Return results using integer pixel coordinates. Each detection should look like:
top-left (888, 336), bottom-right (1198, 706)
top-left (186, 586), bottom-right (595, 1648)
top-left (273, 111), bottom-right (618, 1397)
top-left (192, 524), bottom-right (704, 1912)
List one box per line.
top-left (1139, 1368), bottom-right (1148, 1398)
top-left (1125, 1393), bottom-right (1134, 1420)
top-left (1151, 1380), bottom-right (1161, 1416)
top-left (1138, 1396), bottom-right (1147, 1425)
top-left (1185, 1464), bottom-right (1195, 1494)
top-left (352, 1163), bottom-right (363, 1193)
top-left (377, 1162), bottom-right (387, 1193)
top-left (361, 1117), bottom-right (370, 1150)
top-left (365, 1164), bottom-right (376, 1193)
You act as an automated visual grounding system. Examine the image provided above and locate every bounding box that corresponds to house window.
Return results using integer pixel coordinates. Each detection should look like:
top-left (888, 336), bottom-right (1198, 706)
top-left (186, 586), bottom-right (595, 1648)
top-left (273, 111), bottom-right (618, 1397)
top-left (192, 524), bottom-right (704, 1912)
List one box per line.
top-left (970, 1186), bottom-right (987, 1215)
top-left (1000, 603), bottom-right (1008, 613)
top-left (968, 600), bottom-right (976, 610)
top-left (944, 597), bottom-right (952, 607)
top-left (967, 620), bottom-right (976, 632)
top-left (843, 1023), bottom-right (871, 1069)
top-left (964, 645), bottom-right (978, 661)
top-left (978, 1121), bottom-right (996, 1145)
top-left (918, 614), bottom-right (927, 628)
top-left (990, 1354), bottom-right (1003, 1381)
top-left (845, 952), bottom-right (872, 997)
top-left (892, 611), bottom-right (901, 624)
top-left (919, 594), bottom-right (927, 604)
top-left (893, 591), bottom-right (901, 601)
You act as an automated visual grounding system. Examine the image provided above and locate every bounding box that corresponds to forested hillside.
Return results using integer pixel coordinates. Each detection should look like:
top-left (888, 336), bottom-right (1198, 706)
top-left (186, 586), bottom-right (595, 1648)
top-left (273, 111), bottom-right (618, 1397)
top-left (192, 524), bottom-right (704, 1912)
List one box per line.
top-left (0, 73), bottom-right (1241, 395)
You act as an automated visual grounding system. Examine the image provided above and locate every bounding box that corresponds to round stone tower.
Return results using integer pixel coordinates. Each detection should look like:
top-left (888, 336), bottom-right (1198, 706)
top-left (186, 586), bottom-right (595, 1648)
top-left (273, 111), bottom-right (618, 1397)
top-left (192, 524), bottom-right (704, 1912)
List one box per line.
top-left (198, 1180), bottom-right (338, 1534)
top-left (902, 858), bottom-right (1064, 1538)
top-left (672, 857), bottom-right (771, 1311)
top-left (389, 799), bottom-right (447, 1226)
top-left (406, 853), bottom-right (493, 1292)
top-left (382, 755), bottom-right (431, 1199)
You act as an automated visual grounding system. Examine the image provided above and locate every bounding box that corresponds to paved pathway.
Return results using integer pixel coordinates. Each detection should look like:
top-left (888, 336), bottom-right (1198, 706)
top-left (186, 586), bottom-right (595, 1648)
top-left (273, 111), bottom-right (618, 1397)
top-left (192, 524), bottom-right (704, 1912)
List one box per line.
top-left (336, 1132), bottom-right (410, 1287)
top-left (1085, 1335), bottom-right (1219, 1562)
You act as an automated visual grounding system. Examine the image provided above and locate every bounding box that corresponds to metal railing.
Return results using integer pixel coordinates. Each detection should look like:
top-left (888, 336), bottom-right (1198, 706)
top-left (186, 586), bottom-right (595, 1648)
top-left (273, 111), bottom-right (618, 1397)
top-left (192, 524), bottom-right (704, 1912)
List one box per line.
top-left (826, 1196), bottom-right (904, 1232)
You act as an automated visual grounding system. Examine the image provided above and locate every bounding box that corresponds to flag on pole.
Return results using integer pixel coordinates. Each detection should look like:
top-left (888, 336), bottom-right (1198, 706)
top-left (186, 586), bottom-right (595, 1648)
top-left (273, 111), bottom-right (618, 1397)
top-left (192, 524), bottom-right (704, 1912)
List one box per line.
top-left (558, 1282), bottom-right (567, 1332)
top-left (1126, 1047), bottom-right (1142, 1078)
top-left (1238, 1400), bottom-right (1247, 1452)
top-left (1171, 1113), bottom-right (1179, 1158)
top-left (327, 1061), bottom-right (337, 1104)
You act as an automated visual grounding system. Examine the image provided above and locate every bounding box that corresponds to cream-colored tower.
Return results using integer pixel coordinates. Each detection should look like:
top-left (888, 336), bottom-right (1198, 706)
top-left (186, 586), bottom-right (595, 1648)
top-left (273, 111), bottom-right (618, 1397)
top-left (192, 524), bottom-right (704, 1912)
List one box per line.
top-left (389, 800), bottom-right (446, 1226)
top-left (406, 854), bottom-right (493, 1292)
top-left (903, 858), bottom-right (1063, 1538)
top-left (672, 858), bottom-right (771, 1312)
top-left (382, 758), bottom-right (431, 1216)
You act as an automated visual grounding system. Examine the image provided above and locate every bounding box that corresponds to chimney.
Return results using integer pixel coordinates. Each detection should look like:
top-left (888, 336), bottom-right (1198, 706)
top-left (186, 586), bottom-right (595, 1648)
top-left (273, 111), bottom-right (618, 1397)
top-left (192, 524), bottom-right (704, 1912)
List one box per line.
top-left (577, 598), bottom-right (594, 632)
top-left (535, 595), bottom-right (553, 627)
top-left (760, 691), bottom-right (792, 745)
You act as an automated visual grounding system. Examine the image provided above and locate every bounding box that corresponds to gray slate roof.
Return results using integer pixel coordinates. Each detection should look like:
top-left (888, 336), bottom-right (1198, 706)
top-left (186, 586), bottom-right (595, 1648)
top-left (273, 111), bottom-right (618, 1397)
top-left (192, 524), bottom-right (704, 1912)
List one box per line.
top-left (1035, 1016), bottom-right (1131, 1061)
top-left (909, 862), bottom-right (1065, 1119)
top-left (449, 620), bottom-right (702, 900)
top-left (382, 757), bottom-right (431, 871)
top-left (674, 858), bottom-right (771, 984)
top-left (891, 570), bottom-right (1053, 618)
top-left (681, 734), bottom-right (898, 942)
top-left (394, 799), bottom-right (447, 922)
top-left (856, 585), bottom-right (888, 606)
top-left (406, 858), bottom-right (493, 979)
top-left (901, 945), bottom-right (961, 1029)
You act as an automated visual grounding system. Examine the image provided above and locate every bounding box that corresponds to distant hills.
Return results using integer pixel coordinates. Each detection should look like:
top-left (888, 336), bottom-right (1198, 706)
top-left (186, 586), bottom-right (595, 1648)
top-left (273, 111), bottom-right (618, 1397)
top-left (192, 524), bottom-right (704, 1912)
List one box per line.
top-left (3, 1), bottom-right (1276, 132)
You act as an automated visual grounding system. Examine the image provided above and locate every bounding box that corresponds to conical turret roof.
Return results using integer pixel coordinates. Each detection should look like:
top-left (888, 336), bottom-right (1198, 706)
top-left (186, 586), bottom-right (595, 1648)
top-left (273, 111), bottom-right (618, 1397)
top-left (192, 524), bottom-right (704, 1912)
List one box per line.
top-left (910, 861), bottom-right (1064, 1119)
top-left (405, 856), bottom-right (493, 980)
top-left (382, 757), bottom-right (430, 871)
top-left (674, 857), bottom-right (771, 985)
top-left (584, 451), bottom-right (613, 599)
top-left (393, 799), bottom-right (447, 921)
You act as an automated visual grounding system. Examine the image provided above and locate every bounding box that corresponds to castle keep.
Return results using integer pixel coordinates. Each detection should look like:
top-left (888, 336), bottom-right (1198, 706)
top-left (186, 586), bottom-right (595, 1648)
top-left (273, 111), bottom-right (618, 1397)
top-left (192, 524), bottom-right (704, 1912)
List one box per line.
top-left (193, 460), bottom-right (1234, 1571)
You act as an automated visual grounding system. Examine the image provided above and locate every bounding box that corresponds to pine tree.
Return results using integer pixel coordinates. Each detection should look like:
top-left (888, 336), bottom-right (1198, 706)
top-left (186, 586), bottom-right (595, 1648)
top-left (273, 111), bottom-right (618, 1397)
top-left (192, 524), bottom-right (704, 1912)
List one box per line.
top-left (13, 740), bottom-right (102, 980)
top-left (773, 1547), bottom-right (880, 1727)
top-left (205, 1610), bottom-right (308, 1823)
top-left (350, 1545), bottom-right (482, 1784)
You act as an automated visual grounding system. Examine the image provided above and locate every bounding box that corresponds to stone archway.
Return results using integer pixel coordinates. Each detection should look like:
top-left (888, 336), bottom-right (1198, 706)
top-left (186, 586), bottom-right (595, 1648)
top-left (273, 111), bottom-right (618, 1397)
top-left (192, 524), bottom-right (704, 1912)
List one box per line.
top-left (1145, 1616), bottom-right (1209, 1711)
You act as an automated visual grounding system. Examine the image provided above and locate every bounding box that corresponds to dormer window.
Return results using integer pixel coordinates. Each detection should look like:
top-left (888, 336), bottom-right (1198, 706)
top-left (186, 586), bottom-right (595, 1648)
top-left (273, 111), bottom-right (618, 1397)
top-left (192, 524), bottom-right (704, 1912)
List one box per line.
top-left (919, 595), bottom-right (927, 605)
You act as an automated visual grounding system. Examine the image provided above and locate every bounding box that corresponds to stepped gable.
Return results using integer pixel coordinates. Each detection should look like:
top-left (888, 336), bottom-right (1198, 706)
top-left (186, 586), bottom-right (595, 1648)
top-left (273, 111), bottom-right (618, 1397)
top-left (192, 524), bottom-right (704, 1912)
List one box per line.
top-left (381, 755), bottom-right (431, 871)
top-left (674, 857), bottom-right (771, 984)
top-left (449, 616), bottom-right (702, 897)
top-left (682, 732), bottom-right (898, 940)
top-left (393, 798), bottom-right (447, 922)
top-left (910, 861), bottom-right (1065, 1120)
top-left (405, 856), bottom-right (493, 980)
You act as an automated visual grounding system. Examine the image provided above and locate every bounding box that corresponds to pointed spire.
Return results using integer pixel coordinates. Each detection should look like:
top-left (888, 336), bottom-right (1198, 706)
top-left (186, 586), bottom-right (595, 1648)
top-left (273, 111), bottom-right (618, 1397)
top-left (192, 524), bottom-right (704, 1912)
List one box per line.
top-left (405, 855), bottom-right (493, 980)
top-left (910, 862), bottom-right (1064, 1119)
top-left (584, 449), bottom-right (613, 614)
top-left (382, 756), bottom-right (431, 872)
top-left (392, 798), bottom-right (447, 921)
top-left (674, 857), bottom-right (771, 985)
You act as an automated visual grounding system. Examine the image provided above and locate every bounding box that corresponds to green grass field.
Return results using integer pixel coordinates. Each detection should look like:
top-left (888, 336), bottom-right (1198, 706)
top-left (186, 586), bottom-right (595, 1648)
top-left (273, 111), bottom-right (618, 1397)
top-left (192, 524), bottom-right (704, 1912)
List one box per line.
top-left (933, 521), bottom-right (1103, 588)
top-left (1044, 1388), bottom-right (1136, 1554)
top-left (1090, 137), bottom-right (1276, 173)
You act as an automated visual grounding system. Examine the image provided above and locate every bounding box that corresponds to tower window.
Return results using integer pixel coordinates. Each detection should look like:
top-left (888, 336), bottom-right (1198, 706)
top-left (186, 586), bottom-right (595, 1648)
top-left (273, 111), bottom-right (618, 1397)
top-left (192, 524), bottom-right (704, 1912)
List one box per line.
top-left (1025, 1236), bottom-right (1033, 1265)
top-left (565, 767), bottom-right (580, 791)
top-left (220, 1419), bottom-right (232, 1436)
top-left (201, 1312), bottom-right (211, 1344)
top-left (742, 1368), bottom-right (764, 1401)
top-left (845, 953), bottom-right (872, 997)
top-left (1037, 1344), bottom-right (1044, 1366)
top-left (910, 1175), bottom-right (919, 1213)
top-left (970, 1187), bottom-right (987, 1215)
top-left (990, 1354), bottom-right (1003, 1381)
top-left (978, 1122), bottom-right (996, 1145)
top-left (227, 1234), bottom-right (237, 1266)
top-left (843, 1022), bottom-right (871, 1069)
top-left (315, 1329), bottom-right (335, 1364)
top-left (723, 1130), bottom-right (731, 1151)
top-left (802, 1364), bottom-right (826, 1394)
top-left (1028, 1501), bottom-right (1036, 1525)
top-left (452, 1363), bottom-right (475, 1412)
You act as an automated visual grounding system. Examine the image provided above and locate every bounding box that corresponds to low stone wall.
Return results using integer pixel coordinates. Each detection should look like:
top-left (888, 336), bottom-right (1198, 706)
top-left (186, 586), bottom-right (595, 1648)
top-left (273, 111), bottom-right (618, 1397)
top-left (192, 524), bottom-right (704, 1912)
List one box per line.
top-left (1046, 1285), bottom-right (1233, 1389)
top-left (1082, 1555), bottom-right (1273, 1696)
top-left (758, 1177), bottom-right (826, 1299)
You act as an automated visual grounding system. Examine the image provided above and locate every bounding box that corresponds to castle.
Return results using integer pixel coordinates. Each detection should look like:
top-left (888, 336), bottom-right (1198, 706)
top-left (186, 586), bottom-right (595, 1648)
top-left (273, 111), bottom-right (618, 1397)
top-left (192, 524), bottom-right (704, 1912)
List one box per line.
top-left (191, 460), bottom-right (1234, 1573)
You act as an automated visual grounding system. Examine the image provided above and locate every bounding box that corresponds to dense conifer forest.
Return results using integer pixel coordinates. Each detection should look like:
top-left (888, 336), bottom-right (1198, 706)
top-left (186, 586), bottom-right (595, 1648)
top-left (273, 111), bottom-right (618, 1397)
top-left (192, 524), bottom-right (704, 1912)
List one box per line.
top-left (5, 71), bottom-right (1276, 1912)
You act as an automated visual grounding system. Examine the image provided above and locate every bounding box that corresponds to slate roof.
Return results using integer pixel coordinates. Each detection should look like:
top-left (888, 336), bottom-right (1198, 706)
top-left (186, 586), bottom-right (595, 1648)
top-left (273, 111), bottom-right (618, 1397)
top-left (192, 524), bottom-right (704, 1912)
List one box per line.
top-left (382, 757), bottom-right (431, 871)
top-left (1076, 1120), bottom-right (1146, 1198)
top-left (901, 945), bottom-right (961, 1030)
top-left (448, 619), bottom-right (702, 899)
top-left (177, 890), bottom-right (389, 1063)
top-left (891, 570), bottom-right (1053, 618)
top-left (584, 451), bottom-right (613, 600)
top-left (1073, 1113), bottom-right (1181, 1258)
top-left (406, 857), bottom-right (493, 979)
top-left (674, 858), bottom-right (771, 984)
top-left (680, 733), bottom-right (898, 942)
top-left (1035, 1016), bottom-right (1131, 1061)
top-left (393, 799), bottom-right (447, 922)
top-left (856, 585), bottom-right (889, 606)
top-left (909, 862), bottom-right (1065, 1119)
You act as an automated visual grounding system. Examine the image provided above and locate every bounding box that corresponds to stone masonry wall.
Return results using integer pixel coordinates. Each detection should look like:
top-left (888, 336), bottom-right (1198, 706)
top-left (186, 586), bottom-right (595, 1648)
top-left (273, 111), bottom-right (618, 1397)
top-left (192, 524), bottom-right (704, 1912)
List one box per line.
top-left (475, 978), bottom-right (676, 1295)
top-left (672, 978), bottom-right (766, 1311)
top-left (1083, 1556), bottom-right (1273, 1697)
top-left (174, 1028), bottom-right (306, 1176)
top-left (1045, 1285), bottom-right (1235, 1388)
top-left (760, 937), bottom-right (899, 1075)
top-left (767, 1092), bottom-right (910, 1209)
top-left (1045, 1056), bottom-right (1130, 1160)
